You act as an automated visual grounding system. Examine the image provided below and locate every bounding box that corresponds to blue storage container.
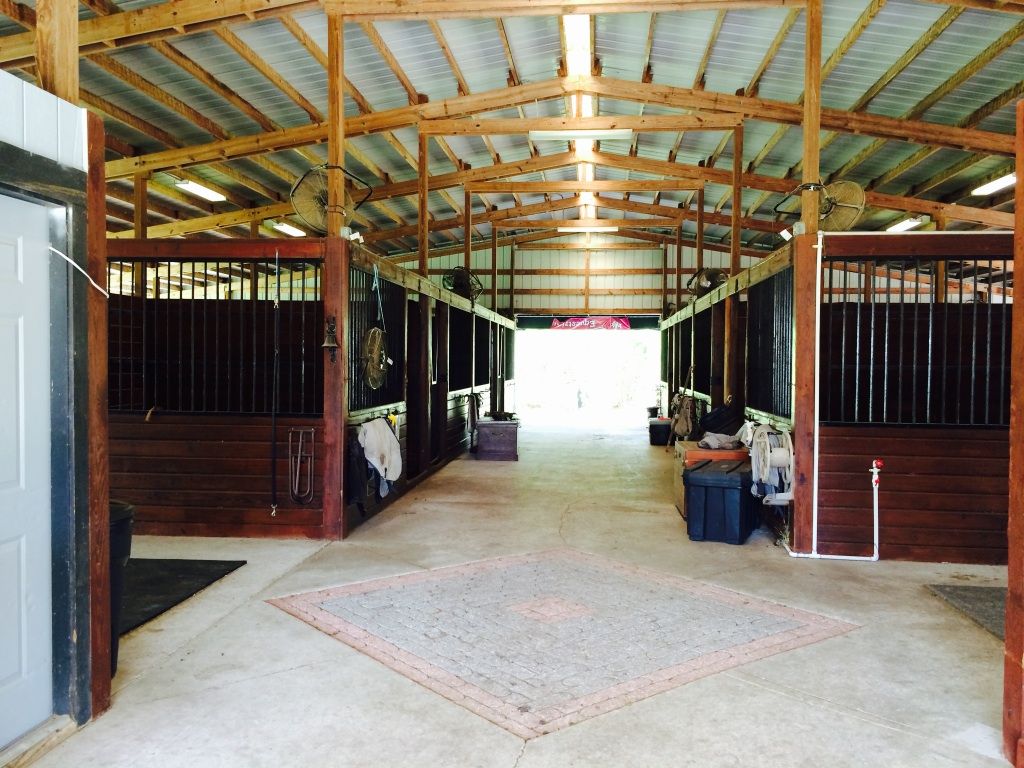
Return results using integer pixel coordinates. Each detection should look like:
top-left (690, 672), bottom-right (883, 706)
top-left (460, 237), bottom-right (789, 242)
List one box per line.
top-left (683, 460), bottom-right (760, 544)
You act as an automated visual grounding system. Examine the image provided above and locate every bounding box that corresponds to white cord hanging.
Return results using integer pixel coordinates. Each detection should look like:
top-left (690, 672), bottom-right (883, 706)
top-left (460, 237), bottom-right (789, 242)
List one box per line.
top-left (371, 263), bottom-right (386, 332)
top-left (48, 246), bottom-right (109, 298)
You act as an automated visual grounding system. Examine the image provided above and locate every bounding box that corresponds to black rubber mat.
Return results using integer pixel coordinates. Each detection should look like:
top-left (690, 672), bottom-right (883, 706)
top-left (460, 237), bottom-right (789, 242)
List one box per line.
top-left (927, 584), bottom-right (1005, 641)
top-left (120, 558), bottom-right (246, 635)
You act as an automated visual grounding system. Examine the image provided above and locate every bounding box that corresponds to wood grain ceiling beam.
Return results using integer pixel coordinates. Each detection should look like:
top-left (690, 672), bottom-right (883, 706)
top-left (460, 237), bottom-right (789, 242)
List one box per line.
top-left (468, 180), bottom-right (700, 193)
top-left (590, 149), bottom-right (1014, 227)
top-left (598, 194), bottom-right (781, 232)
top-left (102, 73), bottom-right (1016, 181)
top-left (496, 218), bottom-right (682, 229)
top-left (584, 77), bottom-right (1015, 155)
top-left (105, 77), bottom-right (565, 179)
top-left (420, 114), bottom-right (742, 134)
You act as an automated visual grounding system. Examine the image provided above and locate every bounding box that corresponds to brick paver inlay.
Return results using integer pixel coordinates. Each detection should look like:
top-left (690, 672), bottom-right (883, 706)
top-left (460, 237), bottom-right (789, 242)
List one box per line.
top-left (270, 549), bottom-right (856, 738)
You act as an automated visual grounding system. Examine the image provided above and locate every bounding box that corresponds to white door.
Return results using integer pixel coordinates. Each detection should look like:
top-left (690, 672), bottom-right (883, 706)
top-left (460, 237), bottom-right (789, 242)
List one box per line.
top-left (0, 195), bottom-right (53, 747)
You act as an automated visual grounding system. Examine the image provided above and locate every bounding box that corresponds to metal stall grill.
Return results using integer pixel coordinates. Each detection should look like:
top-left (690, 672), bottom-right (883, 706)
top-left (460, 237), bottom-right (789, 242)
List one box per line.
top-left (348, 265), bottom-right (406, 412)
top-left (821, 256), bottom-right (1011, 427)
top-left (107, 258), bottom-right (323, 416)
top-left (746, 267), bottom-right (793, 420)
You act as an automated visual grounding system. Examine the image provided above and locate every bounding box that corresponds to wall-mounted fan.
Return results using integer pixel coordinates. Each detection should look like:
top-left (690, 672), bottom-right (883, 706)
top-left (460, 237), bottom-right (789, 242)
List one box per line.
top-left (360, 326), bottom-right (389, 390)
top-left (774, 180), bottom-right (866, 231)
top-left (289, 164), bottom-right (373, 236)
top-left (687, 267), bottom-right (728, 297)
top-left (443, 267), bottom-right (483, 301)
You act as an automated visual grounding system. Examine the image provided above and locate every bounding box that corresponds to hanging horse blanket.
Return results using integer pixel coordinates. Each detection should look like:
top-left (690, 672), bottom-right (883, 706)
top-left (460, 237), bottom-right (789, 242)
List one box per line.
top-left (358, 417), bottom-right (403, 482)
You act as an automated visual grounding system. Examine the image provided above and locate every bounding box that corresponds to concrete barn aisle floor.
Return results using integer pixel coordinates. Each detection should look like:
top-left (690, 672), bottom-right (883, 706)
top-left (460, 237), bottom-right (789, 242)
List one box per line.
top-left (33, 424), bottom-right (1007, 768)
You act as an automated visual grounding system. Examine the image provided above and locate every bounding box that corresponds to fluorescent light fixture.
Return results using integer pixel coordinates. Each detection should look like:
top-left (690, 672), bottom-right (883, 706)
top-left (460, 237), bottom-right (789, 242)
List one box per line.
top-left (557, 226), bottom-right (619, 233)
top-left (971, 173), bottom-right (1016, 196)
top-left (529, 128), bottom-right (634, 142)
top-left (174, 179), bottom-right (226, 202)
top-left (272, 221), bottom-right (306, 237)
top-left (779, 228), bottom-right (792, 241)
top-left (886, 217), bottom-right (924, 233)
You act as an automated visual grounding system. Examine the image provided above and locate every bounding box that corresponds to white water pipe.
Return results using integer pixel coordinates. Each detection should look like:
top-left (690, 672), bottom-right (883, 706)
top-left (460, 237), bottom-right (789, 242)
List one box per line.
top-left (786, 231), bottom-right (880, 562)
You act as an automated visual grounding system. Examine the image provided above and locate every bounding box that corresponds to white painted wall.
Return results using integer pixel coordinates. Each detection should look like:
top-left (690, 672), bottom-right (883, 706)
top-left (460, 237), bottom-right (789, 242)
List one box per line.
top-left (0, 70), bottom-right (87, 172)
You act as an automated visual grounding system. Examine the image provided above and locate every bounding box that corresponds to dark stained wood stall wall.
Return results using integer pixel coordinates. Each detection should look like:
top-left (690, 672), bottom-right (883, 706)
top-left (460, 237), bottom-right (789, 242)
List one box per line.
top-left (111, 413), bottom-right (327, 538)
top-left (108, 239), bottom-right (511, 540)
top-left (817, 426), bottom-right (1008, 564)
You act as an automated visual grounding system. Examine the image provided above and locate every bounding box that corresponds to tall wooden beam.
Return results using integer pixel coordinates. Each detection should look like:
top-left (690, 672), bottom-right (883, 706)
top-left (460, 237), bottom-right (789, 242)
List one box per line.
top-left (791, 234), bottom-right (817, 553)
top-left (490, 226), bottom-right (498, 309)
top-left (133, 173), bottom-right (148, 240)
top-left (696, 186), bottom-right (705, 272)
top-left (724, 124), bottom-right (743, 403)
top-left (1005, 97), bottom-right (1024, 767)
top-left (322, 236), bottom-right (346, 538)
top-left (418, 133), bottom-right (429, 275)
top-left (674, 225), bottom-right (682, 309)
top-left (802, 0), bottom-right (822, 233)
top-left (326, 8), bottom-right (346, 236)
top-left (34, 0), bottom-right (77, 101)
top-left (464, 187), bottom-right (472, 270)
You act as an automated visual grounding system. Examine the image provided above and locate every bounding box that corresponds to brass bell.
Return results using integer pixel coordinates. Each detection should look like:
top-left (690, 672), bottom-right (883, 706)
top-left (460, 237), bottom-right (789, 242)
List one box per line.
top-left (322, 315), bottom-right (339, 364)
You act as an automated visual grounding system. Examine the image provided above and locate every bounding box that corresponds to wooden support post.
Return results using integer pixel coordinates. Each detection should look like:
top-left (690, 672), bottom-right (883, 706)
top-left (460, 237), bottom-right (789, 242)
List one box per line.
top-left (696, 186), bottom-right (705, 273)
top-left (322, 238), bottom-right (347, 539)
top-left (802, 0), bottom-right (822, 233)
top-left (661, 244), bottom-right (668, 316)
top-left (509, 245), bottom-right (516, 313)
top-left (132, 173), bottom-right (147, 296)
top-left (326, 9), bottom-right (346, 237)
top-left (790, 234), bottom-right (818, 554)
top-left (418, 133), bottom-right (429, 275)
top-left (464, 188), bottom-right (472, 270)
top-left (710, 303), bottom-right (725, 407)
top-left (249, 220), bottom-right (260, 238)
top-left (1003, 98), bottom-right (1024, 767)
top-left (133, 173), bottom-right (147, 239)
top-left (490, 226), bottom-right (498, 309)
top-left (674, 225), bottom-right (682, 310)
top-left (723, 125), bottom-right (744, 403)
top-left (86, 111), bottom-right (111, 717)
top-left (35, 0), bottom-right (78, 101)
top-left (935, 214), bottom-right (948, 303)
top-left (584, 238), bottom-right (591, 314)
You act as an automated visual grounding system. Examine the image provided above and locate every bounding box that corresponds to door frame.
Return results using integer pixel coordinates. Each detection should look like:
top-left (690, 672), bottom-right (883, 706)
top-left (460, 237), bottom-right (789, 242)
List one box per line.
top-left (0, 125), bottom-right (104, 730)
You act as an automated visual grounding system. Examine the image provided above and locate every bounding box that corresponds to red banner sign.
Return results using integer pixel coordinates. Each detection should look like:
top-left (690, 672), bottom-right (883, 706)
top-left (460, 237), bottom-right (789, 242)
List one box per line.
top-left (550, 317), bottom-right (632, 330)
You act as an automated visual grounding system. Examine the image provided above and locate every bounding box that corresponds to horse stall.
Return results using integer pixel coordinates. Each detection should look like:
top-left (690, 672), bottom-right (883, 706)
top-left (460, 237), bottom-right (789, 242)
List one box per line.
top-left (813, 232), bottom-right (1011, 564)
top-left (662, 232), bottom-right (1009, 564)
top-left (106, 239), bottom-right (513, 540)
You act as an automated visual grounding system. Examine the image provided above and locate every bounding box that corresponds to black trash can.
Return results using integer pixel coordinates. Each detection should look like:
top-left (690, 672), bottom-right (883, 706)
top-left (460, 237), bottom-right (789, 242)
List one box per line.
top-left (109, 500), bottom-right (135, 674)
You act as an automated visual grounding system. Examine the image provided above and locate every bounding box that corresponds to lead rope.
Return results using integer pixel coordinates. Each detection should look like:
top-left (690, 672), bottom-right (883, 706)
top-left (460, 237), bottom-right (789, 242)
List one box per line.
top-left (270, 249), bottom-right (281, 517)
top-left (372, 263), bottom-right (386, 332)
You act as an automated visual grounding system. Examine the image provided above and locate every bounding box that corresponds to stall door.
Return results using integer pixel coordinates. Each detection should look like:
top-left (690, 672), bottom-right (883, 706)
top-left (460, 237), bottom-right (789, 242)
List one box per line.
top-left (0, 195), bottom-right (53, 747)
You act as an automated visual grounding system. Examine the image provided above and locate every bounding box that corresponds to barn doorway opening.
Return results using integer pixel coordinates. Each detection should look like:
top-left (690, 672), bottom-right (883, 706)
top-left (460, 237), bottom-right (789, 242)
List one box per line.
top-left (514, 319), bottom-right (661, 429)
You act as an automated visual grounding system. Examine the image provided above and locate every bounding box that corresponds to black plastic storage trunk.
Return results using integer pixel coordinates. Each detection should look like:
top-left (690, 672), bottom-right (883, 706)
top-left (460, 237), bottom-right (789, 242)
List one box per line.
top-left (683, 460), bottom-right (760, 544)
top-left (649, 418), bottom-right (671, 445)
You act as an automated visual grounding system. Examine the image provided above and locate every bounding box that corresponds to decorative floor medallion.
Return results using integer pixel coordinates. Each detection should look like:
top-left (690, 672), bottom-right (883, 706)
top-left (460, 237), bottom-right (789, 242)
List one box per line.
top-left (270, 549), bottom-right (856, 738)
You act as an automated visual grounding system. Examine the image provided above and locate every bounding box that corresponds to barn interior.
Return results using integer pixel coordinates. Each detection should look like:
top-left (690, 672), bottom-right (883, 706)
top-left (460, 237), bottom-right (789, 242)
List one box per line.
top-left (1, 0), bottom-right (1023, 766)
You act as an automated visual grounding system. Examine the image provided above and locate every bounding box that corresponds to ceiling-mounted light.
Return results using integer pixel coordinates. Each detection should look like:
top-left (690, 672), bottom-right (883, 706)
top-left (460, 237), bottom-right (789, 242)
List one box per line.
top-left (779, 228), bottom-right (793, 241)
top-left (528, 128), bottom-right (634, 142)
top-left (971, 173), bottom-right (1016, 197)
top-left (886, 217), bottom-right (925, 233)
top-left (174, 179), bottom-right (226, 202)
top-left (557, 226), bottom-right (619, 233)
top-left (272, 221), bottom-right (306, 237)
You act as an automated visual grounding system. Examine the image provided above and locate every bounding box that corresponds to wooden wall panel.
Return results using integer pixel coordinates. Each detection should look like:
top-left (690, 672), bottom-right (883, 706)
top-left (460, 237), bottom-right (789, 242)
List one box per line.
top-left (110, 413), bottom-right (327, 538)
top-left (817, 425), bottom-right (1008, 564)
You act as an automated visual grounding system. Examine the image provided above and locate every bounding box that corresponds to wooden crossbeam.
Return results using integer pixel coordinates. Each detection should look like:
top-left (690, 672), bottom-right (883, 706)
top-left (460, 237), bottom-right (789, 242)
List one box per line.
top-left (496, 218), bottom-right (681, 229)
top-left (467, 180), bottom-right (700, 193)
top-left (419, 114), bottom-right (742, 135)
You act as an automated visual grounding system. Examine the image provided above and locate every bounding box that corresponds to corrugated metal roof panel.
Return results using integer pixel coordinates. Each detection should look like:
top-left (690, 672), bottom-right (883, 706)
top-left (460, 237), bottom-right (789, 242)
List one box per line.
top-left (501, 16), bottom-right (561, 84)
top-left (169, 30), bottom-right (312, 128)
top-left (703, 7), bottom-right (794, 95)
top-left (919, 41), bottom-right (1024, 127)
top-left (343, 23), bottom-right (414, 112)
top-left (373, 20), bottom-right (460, 101)
top-left (594, 13), bottom-right (652, 82)
top-left (866, 8), bottom-right (1022, 120)
top-left (758, 0), bottom-right (874, 105)
top-left (648, 10), bottom-right (722, 88)
top-left (435, 19), bottom-right (512, 94)
top-left (821, 0), bottom-right (948, 111)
